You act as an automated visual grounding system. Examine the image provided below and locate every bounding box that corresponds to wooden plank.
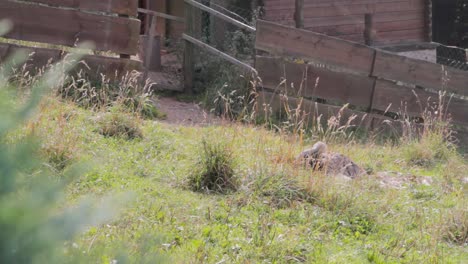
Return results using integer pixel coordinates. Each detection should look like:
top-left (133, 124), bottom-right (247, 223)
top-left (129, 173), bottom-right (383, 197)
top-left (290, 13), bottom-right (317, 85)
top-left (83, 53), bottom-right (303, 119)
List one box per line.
top-left (264, 0), bottom-right (424, 11)
top-left (444, 67), bottom-right (468, 97)
top-left (372, 79), bottom-right (468, 125)
top-left (267, 0), bottom-right (425, 18)
top-left (23, 0), bottom-right (138, 16)
top-left (373, 50), bottom-right (468, 96)
top-left (306, 10), bottom-right (424, 26)
top-left (0, 42), bottom-right (142, 81)
top-left (262, 0), bottom-right (427, 46)
top-left (0, 1), bottom-right (140, 55)
top-left (302, 20), bottom-right (424, 44)
top-left (374, 28), bottom-right (426, 43)
top-left (168, 0), bottom-right (186, 39)
top-left (137, 8), bottom-right (185, 22)
top-left (255, 20), bottom-right (375, 75)
top-left (76, 55), bottom-right (143, 81)
top-left (143, 15), bottom-right (158, 81)
top-left (0, 42), bottom-right (62, 69)
top-left (300, 0), bottom-right (425, 18)
top-left (183, 2), bottom-right (195, 94)
top-left (255, 56), bottom-right (374, 109)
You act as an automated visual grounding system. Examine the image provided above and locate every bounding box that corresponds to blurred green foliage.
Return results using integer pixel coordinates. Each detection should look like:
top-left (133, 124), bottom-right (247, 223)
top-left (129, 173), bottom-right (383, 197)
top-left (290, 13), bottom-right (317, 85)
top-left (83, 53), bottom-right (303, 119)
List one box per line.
top-left (0, 51), bottom-right (118, 263)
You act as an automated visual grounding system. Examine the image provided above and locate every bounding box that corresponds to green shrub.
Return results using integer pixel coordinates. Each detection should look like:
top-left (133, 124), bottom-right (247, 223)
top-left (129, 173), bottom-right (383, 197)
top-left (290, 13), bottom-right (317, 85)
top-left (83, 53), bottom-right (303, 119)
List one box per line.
top-left (189, 140), bottom-right (238, 194)
top-left (403, 131), bottom-right (456, 167)
top-left (96, 107), bottom-right (143, 140)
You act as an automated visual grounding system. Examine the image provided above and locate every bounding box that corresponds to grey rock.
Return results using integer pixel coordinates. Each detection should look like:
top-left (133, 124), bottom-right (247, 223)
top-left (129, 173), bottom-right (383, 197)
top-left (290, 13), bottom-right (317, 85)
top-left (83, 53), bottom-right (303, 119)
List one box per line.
top-left (297, 141), bottom-right (366, 178)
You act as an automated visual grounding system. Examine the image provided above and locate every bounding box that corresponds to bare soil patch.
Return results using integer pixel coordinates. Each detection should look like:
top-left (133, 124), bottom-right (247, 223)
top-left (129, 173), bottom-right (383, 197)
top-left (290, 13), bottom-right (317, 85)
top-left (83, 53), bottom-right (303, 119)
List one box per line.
top-left (156, 97), bottom-right (220, 126)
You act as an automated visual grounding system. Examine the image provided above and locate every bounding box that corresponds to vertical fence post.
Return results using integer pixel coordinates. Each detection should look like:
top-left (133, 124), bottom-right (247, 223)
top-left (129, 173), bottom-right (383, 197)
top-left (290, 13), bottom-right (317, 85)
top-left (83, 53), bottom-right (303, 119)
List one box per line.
top-left (425, 0), bottom-right (432, 42)
top-left (364, 13), bottom-right (375, 46)
top-left (119, 13), bottom-right (131, 59)
top-left (144, 0), bottom-right (150, 35)
top-left (184, 3), bottom-right (194, 94)
top-left (143, 14), bottom-right (157, 82)
top-left (294, 0), bottom-right (304, 29)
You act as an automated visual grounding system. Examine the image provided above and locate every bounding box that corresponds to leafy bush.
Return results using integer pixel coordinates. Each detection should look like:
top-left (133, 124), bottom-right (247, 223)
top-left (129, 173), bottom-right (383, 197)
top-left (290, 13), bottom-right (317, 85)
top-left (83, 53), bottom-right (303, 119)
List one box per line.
top-left (96, 107), bottom-right (143, 140)
top-left (189, 139), bottom-right (238, 194)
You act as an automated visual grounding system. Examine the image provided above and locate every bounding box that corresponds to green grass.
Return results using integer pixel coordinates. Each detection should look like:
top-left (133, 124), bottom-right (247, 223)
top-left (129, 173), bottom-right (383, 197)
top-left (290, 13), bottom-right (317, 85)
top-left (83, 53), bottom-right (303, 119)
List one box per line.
top-left (6, 95), bottom-right (468, 263)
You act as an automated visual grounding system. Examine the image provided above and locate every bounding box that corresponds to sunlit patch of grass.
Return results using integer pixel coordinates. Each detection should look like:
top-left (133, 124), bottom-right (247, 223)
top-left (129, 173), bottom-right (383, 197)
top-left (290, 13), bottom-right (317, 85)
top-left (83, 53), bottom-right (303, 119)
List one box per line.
top-left (188, 139), bottom-right (238, 194)
top-left (95, 106), bottom-right (143, 140)
top-left (4, 71), bottom-right (467, 262)
top-left (403, 131), bottom-right (456, 167)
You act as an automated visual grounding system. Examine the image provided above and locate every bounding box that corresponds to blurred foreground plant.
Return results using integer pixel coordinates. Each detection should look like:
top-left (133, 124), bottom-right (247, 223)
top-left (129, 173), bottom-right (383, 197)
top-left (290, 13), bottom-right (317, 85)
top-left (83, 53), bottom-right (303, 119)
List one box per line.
top-left (0, 44), bottom-right (127, 263)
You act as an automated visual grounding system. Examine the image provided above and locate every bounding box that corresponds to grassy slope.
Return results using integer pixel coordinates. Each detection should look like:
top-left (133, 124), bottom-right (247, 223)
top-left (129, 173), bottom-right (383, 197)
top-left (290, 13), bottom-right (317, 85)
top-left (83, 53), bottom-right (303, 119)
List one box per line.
top-left (18, 97), bottom-right (468, 263)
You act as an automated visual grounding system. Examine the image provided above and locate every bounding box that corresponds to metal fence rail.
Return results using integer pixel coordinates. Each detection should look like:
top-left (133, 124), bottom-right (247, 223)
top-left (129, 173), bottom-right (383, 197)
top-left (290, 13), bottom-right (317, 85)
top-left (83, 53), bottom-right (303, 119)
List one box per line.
top-left (183, 0), bottom-right (257, 93)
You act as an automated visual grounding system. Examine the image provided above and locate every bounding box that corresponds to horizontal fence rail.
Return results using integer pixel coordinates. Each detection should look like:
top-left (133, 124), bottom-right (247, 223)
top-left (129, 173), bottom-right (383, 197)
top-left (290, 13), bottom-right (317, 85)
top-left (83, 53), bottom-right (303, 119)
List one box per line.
top-left (254, 19), bottom-right (468, 143)
top-left (255, 20), bottom-right (374, 76)
top-left (183, 0), bottom-right (256, 93)
top-left (0, 0), bottom-right (142, 80)
top-left (261, 0), bottom-right (428, 45)
top-left (183, 33), bottom-right (256, 73)
top-left (24, 0), bottom-right (138, 16)
top-left (137, 8), bottom-right (185, 22)
top-left (0, 1), bottom-right (140, 55)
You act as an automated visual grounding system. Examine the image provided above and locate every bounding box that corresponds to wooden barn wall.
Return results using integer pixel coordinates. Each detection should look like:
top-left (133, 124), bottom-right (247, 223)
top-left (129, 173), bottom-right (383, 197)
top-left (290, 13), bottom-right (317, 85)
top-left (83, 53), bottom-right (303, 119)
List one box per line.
top-left (261, 0), bottom-right (427, 45)
top-left (168, 0), bottom-right (185, 39)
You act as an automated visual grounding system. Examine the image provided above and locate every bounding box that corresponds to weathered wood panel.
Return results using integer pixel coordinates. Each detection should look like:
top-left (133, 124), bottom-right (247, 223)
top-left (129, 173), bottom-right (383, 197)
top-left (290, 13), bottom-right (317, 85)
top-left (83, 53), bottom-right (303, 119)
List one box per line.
top-left (0, 42), bottom-right (142, 81)
top-left (254, 18), bottom-right (468, 144)
top-left (168, 0), bottom-right (186, 39)
top-left (444, 68), bottom-right (468, 97)
top-left (372, 79), bottom-right (468, 125)
top-left (255, 20), bottom-right (375, 75)
top-left (256, 56), bottom-right (375, 109)
top-left (0, 42), bottom-right (63, 68)
top-left (76, 55), bottom-right (143, 80)
top-left (262, 0), bottom-right (427, 45)
top-left (23, 0), bottom-right (138, 16)
top-left (0, 1), bottom-right (140, 55)
top-left (306, 19), bottom-right (424, 37)
top-left (373, 50), bottom-right (468, 96)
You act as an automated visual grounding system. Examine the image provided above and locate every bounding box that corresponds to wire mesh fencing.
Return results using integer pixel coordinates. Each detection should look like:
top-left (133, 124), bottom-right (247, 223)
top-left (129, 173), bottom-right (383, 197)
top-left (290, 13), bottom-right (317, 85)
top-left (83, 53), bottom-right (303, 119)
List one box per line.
top-left (187, 1), bottom-right (257, 89)
top-left (435, 44), bottom-right (468, 71)
top-left (193, 0), bottom-right (256, 63)
top-left (183, 0), bottom-right (258, 116)
top-left (394, 43), bottom-right (468, 71)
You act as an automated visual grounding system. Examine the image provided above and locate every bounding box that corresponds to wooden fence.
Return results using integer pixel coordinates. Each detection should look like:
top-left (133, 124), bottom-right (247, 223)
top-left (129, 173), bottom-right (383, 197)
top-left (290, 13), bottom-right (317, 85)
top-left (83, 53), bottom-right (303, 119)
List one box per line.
top-left (255, 20), bottom-right (468, 143)
top-left (261, 0), bottom-right (429, 45)
top-left (0, 0), bottom-right (141, 80)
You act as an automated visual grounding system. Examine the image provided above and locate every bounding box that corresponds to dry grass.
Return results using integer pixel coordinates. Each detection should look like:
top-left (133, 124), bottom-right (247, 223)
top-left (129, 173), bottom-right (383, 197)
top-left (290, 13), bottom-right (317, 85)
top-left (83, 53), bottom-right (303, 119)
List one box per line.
top-left (95, 107), bottom-right (143, 140)
top-left (188, 139), bottom-right (238, 194)
top-left (1, 42), bottom-right (467, 262)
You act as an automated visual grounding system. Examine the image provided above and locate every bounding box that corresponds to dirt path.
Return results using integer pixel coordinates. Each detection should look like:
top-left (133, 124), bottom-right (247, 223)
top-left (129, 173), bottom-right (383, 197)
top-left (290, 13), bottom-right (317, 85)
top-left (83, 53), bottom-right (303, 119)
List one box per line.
top-left (156, 97), bottom-right (220, 126)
